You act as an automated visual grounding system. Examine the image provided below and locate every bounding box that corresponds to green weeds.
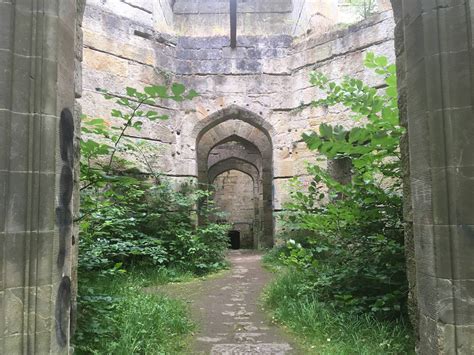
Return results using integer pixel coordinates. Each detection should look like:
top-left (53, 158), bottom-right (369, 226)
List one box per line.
top-left (264, 269), bottom-right (414, 355)
top-left (74, 268), bottom-right (195, 354)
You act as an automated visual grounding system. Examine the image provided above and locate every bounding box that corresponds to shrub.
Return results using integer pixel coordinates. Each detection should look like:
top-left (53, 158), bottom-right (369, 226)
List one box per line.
top-left (278, 53), bottom-right (408, 318)
top-left (78, 83), bottom-right (230, 276)
top-left (264, 270), bottom-right (414, 354)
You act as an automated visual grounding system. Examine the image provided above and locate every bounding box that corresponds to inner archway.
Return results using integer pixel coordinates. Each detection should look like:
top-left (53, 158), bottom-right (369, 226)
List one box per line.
top-left (214, 170), bottom-right (256, 249)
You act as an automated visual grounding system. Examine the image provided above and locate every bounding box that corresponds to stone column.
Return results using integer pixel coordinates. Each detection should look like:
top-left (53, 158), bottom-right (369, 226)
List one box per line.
top-left (393, 0), bottom-right (474, 353)
top-left (0, 1), bottom-right (80, 353)
top-left (391, 0), bottom-right (418, 342)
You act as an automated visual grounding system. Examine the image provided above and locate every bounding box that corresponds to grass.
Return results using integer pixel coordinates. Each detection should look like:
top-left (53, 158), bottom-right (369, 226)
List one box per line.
top-left (263, 269), bottom-right (415, 355)
top-left (74, 266), bottom-right (197, 354)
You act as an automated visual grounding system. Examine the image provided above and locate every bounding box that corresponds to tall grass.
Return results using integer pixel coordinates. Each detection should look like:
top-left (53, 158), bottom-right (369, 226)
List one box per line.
top-left (74, 267), bottom-right (195, 354)
top-left (263, 269), bottom-right (415, 355)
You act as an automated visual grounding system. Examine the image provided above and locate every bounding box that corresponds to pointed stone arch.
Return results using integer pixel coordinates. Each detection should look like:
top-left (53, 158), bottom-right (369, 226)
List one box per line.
top-left (195, 106), bottom-right (274, 247)
top-left (208, 137), bottom-right (262, 172)
top-left (192, 105), bottom-right (276, 143)
top-left (208, 157), bottom-right (260, 184)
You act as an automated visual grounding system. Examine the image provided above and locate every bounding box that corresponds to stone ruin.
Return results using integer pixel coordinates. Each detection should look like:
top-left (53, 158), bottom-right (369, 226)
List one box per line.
top-left (0, 0), bottom-right (473, 353)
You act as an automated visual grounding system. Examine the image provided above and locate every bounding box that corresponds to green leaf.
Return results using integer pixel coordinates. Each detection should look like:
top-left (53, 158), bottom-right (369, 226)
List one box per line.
top-left (375, 56), bottom-right (388, 67)
top-left (132, 121), bottom-right (143, 130)
top-left (126, 87), bottom-right (138, 97)
top-left (302, 132), bottom-right (322, 151)
top-left (111, 109), bottom-right (123, 118)
top-left (185, 89), bottom-right (199, 100)
top-left (171, 83), bottom-right (186, 97)
top-left (385, 74), bottom-right (397, 87)
top-left (386, 86), bottom-right (398, 98)
top-left (86, 118), bottom-right (107, 126)
top-left (144, 85), bottom-right (168, 98)
top-left (319, 123), bottom-right (333, 139)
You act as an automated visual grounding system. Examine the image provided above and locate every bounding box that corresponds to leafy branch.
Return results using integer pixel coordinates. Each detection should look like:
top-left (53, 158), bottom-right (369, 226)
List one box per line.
top-left (80, 83), bottom-right (198, 191)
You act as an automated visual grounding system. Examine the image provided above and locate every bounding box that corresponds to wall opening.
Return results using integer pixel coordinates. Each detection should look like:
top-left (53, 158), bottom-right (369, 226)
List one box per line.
top-left (228, 230), bottom-right (241, 250)
top-left (194, 106), bottom-right (274, 248)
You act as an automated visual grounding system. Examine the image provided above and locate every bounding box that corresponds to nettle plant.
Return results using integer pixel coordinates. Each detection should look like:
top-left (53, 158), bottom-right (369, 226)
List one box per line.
top-left (280, 53), bottom-right (408, 318)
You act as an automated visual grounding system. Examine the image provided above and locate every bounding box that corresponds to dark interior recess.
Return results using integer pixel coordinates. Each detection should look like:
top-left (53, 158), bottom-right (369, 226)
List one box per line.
top-left (228, 230), bottom-right (240, 250)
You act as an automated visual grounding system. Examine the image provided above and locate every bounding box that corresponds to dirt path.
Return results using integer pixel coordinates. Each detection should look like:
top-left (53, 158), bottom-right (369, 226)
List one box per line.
top-left (152, 250), bottom-right (300, 354)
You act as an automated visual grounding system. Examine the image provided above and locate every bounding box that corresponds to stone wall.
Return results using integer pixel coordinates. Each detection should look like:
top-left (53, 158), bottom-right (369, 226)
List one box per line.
top-left (0, 1), bottom-right (81, 353)
top-left (391, 0), bottom-right (474, 352)
top-left (213, 170), bottom-right (256, 248)
top-left (173, 0), bottom-right (293, 36)
top-left (291, 0), bottom-right (339, 36)
top-left (80, 3), bottom-right (395, 245)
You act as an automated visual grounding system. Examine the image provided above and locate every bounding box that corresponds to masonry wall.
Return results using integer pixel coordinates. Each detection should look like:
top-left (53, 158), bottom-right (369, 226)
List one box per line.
top-left (80, 4), bottom-right (395, 240)
top-left (173, 0), bottom-right (293, 36)
top-left (213, 170), bottom-right (256, 248)
top-left (0, 1), bottom-right (82, 352)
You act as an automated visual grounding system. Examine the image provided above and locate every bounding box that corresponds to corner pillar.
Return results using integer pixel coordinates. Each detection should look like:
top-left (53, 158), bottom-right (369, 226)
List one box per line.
top-left (0, 1), bottom-right (82, 353)
top-left (393, 0), bottom-right (474, 353)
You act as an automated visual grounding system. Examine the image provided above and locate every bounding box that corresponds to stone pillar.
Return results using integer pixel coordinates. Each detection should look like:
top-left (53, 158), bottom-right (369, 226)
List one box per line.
top-left (71, 0), bottom-right (87, 341)
top-left (0, 1), bottom-right (80, 353)
top-left (393, 0), bottom-right (474, 353)
top-left (391, 0), bottom-right (418, 342)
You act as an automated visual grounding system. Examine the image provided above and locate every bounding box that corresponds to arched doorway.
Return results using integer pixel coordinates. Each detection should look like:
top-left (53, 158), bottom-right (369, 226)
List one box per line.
top-left (194, 106), bottom-right (274, 248)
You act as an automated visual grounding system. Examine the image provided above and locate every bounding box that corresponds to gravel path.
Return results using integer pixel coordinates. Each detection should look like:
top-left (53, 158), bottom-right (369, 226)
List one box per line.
top-left (153, 250), bottom-right (300, 354)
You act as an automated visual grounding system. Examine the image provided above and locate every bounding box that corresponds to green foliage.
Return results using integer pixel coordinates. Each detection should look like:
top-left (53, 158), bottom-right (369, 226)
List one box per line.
top-left (278, 53), bottom-right (407, 318)
top-left (75, 83), bottom-right (229, 352)
top-left (74, 270), bottom-right (194, 355)
top-left (263, 270), bottom-right (414, 354)
top-left (79, 179), bottom-right (230, 276)
top-left (81, 83), bottom-right (198, 193)
top-left (79, 83), bottom-right (228, 276)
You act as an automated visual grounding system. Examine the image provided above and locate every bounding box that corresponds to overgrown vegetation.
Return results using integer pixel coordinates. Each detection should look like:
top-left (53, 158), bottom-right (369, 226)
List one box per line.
top-left (74, 84), bottom-right (230, 353)
top-left (75, 269), bottom-right (194, 354)
top-left (264, 53), bottom-right (412, 351)
top-left (263, 263), bottom-right (414, 354)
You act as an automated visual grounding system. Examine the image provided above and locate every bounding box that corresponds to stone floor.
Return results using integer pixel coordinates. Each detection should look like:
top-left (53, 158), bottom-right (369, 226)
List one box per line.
top-left (153, 250), bottom-right (300, 354)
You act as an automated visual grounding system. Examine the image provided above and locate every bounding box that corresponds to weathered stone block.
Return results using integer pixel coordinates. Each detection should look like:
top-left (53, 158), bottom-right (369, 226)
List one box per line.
top-left (175, 60), bottom-right (194, 75)
top-left (417, 273), bottom-right (455, 324)
top-left (178, 36), bottom-right (229, 49)
top-left (5, 173), bottom-right (28, 233)
top-left (36, 174), bottom-right (57, 232)
top-left (83, 48), bottom-right (129, 76)
top-left (40, 59), bottom-right (60, 116)
top-left (446, 166), bottom-right (474, 225)
top-left (233, 59), bottom-right (262, 74)
top-left (0, 3), bottom-right (12, 51)
top-left (3, 334), bottom-right (22, 354)
top-left (4, 234), bottom-right (27, 288)
top-left (74, 59), bottom-right (83, 99)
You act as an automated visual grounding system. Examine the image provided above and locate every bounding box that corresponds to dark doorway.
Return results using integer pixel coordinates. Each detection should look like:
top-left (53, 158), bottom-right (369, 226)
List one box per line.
top-left (228, 230), bottom-right (240, 250)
